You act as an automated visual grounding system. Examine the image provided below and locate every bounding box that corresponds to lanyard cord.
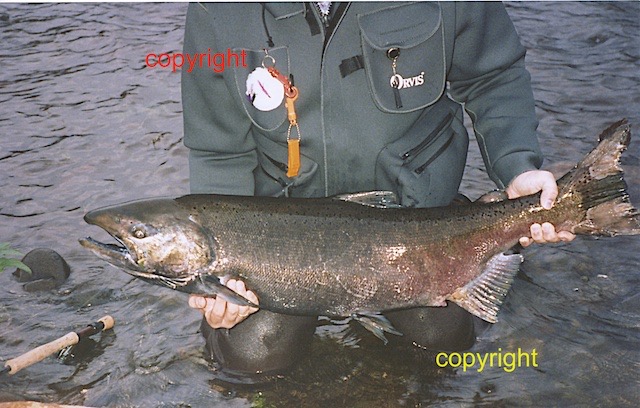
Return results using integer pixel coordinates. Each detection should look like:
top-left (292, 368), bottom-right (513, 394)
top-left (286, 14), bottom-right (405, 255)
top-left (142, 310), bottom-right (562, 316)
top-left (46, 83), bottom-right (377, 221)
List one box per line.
top-left (261, 3), bottom-right (275, 48)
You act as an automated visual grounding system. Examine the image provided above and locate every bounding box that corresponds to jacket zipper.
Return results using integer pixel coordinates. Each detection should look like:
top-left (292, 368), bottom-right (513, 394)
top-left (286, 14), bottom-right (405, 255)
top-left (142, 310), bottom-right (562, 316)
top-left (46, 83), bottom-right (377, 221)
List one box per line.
top-left (315, 2), bottom-right (330, 27)
top-left (414, 130), bottom-right (455, 175)
top-left (401, 112), bottom-right (453, 160)
top-left (319, 3), bottom-right (349, 56)
top-left (319, 3), bottom-right (350, 196)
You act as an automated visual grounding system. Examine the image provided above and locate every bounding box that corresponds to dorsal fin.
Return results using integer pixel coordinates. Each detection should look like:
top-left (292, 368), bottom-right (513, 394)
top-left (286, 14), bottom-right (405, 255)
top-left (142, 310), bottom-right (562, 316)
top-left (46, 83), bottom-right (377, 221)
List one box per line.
top-left (447, 253), bottom-right (523, 323)
top-left (475, 190), bottom-right (509, 204)
top-left (333, 191), bottom-right (402, 208)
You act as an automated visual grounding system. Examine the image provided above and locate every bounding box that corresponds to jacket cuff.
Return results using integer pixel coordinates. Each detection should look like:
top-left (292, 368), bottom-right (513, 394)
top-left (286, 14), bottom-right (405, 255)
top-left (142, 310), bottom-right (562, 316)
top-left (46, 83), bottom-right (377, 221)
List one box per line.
top-left (490, 151), bottom-right (542, 189)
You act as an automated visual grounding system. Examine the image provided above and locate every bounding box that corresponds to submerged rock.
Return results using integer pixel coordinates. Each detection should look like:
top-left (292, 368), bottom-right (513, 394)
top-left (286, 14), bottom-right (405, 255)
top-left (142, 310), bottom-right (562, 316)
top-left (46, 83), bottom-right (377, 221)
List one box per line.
top-left (13, 248), bottom-right (70, 291)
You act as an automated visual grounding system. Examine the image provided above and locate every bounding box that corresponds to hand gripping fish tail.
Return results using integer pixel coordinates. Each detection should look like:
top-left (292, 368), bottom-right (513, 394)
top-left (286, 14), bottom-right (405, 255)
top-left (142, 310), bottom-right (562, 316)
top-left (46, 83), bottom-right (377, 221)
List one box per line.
top-left (79, 120), bottom-right (639, 343)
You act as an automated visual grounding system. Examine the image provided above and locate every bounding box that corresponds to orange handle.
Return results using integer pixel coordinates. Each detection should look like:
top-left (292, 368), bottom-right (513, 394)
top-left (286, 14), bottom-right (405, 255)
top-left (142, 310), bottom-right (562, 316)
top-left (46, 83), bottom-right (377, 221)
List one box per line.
top-left (287, 139), bottom-right (301, 178)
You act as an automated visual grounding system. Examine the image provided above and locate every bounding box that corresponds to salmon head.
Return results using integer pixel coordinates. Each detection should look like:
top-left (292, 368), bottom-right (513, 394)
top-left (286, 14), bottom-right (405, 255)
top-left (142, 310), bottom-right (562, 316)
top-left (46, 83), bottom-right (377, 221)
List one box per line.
top-left (79, 198), bottom-right (215, 289)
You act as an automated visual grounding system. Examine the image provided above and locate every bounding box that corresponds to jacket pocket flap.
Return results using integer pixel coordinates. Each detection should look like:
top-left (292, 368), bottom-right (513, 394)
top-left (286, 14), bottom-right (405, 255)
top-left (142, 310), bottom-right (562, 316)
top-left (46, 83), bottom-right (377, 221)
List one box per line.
top-left (357, 2), bottom-right (442, 50)
top-left (357, 3), bottom-right (445, 113)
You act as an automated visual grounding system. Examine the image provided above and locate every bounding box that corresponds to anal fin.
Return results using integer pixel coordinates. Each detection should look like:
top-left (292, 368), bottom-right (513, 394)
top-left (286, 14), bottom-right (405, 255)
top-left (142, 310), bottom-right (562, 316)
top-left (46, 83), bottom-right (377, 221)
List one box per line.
top-left (448, 253), bottom-right (523, 323)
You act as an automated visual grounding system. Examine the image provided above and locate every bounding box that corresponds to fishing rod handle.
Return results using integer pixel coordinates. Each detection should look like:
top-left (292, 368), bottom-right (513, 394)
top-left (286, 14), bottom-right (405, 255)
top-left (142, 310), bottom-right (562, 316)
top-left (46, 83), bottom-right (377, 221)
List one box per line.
top-left (3, 315), bottom-right (114, 375)
top-left (4, 332), bottom-right (79, 375)
top-left (97, 315), bottom-right (115, 331)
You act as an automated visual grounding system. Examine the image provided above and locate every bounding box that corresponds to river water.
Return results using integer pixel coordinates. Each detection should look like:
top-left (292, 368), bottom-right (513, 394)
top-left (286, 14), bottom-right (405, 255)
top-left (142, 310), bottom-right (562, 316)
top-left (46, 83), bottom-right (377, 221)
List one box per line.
top-left (0, 2), bottom-right (638, 407)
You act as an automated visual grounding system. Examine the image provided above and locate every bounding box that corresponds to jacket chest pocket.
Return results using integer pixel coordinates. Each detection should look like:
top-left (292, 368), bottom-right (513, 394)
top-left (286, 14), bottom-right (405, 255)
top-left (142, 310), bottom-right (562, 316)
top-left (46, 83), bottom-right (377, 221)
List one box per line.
top-left (231, 46), bottom-right (290, 132)
top-left (357, 2), bottom-right (446, 113)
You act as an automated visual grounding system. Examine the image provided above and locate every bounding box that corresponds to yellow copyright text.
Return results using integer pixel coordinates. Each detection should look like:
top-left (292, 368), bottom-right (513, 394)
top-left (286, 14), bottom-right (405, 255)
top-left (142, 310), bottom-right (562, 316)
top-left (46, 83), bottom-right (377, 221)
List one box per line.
top-left (435, 348), bottom-right (538, 373)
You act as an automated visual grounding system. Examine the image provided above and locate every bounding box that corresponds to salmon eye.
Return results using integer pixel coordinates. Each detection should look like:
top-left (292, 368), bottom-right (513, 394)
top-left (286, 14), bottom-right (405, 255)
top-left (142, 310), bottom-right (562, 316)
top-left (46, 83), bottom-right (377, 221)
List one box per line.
top-left (131, 224), bottom-right (148, 239)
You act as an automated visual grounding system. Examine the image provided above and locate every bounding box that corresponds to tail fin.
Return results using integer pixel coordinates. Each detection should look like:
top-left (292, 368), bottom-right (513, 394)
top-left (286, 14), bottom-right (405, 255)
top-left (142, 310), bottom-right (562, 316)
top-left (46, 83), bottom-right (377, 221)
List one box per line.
top-left (557, 119), bottom-right (640, 236)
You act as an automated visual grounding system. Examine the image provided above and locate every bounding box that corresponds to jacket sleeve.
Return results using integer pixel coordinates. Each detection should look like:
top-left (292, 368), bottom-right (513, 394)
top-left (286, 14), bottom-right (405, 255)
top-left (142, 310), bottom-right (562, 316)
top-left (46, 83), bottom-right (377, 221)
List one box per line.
top-left (181, 3), bottom-right (257, 195)
top-left (447, 2), bottom-right (542, 189)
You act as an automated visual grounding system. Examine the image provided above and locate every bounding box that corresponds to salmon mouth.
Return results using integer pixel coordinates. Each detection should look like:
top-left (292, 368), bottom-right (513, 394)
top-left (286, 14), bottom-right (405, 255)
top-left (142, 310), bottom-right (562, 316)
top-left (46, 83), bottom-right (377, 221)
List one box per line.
top-left (79, 236), bottom-right (143, 272)
top-left (79, 235), bottom-right (200, 290)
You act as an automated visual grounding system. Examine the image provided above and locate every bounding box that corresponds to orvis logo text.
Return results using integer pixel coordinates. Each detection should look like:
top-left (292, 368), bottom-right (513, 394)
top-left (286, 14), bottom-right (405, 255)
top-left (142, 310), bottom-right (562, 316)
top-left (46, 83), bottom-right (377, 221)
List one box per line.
top-left (390, 72), bottom-right (425, 89)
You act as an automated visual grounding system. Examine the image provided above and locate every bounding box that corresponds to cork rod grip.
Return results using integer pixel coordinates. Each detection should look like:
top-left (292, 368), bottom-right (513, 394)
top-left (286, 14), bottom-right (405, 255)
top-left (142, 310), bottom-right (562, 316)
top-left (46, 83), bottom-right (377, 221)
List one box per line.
top-left (99, 315), bottom-right (115, 331)
top-left (4, 315), bottom-right (114, 375)
top-left (5, 332), bottom-right (79, 375)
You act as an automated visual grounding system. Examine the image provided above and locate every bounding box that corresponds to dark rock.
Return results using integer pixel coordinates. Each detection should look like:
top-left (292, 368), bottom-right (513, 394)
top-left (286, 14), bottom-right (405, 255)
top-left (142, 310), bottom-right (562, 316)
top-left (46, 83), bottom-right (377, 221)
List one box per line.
top-left (12, 248), bottom-right (71, 291)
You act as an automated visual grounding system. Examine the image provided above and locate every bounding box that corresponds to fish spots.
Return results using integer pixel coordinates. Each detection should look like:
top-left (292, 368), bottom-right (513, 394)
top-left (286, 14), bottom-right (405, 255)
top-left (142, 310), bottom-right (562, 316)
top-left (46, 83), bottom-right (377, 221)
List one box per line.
top-left (386, 245), bottom-right (407, 261)
top-left (473, 242), bottom-right (491, 257)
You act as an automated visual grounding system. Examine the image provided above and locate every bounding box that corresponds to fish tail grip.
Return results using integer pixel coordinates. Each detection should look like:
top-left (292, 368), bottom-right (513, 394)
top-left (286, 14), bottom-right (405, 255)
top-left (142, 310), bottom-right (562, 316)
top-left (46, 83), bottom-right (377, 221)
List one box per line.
top-left (557, 119), bottom-right (640, 236)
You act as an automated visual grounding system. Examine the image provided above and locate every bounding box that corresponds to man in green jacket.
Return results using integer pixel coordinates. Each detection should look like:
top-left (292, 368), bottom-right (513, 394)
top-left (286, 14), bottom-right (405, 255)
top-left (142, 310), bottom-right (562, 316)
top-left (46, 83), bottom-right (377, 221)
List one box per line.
top-left (182, 2), bottom-right (574, 375)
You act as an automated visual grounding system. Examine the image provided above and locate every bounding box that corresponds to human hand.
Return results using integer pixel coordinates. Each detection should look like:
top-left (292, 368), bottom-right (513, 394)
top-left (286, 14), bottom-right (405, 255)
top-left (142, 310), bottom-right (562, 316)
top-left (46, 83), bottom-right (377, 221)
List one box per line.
top-left (505, 170), bottom-right (576, 247)
top-left (188, 279), bottom-right (259, 329)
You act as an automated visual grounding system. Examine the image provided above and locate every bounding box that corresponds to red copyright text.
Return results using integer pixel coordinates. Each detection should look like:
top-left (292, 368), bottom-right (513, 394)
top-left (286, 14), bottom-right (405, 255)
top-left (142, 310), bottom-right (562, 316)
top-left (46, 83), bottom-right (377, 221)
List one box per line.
top-left (145, 49), bottom-right (247, 73)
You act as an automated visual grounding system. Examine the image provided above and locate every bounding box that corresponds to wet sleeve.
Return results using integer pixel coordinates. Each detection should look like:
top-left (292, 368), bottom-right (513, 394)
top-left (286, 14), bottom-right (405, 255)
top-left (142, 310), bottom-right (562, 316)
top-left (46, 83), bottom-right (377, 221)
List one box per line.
top-left (447, 2), bottom-right (542, 189)
top-left (181, 3), bottom-right (257, 195)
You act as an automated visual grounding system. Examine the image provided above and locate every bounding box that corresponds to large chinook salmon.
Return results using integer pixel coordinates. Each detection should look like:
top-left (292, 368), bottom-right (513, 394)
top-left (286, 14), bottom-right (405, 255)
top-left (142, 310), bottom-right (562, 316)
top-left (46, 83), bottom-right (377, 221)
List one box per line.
top-left (80, 120), bottom-right (639, 342)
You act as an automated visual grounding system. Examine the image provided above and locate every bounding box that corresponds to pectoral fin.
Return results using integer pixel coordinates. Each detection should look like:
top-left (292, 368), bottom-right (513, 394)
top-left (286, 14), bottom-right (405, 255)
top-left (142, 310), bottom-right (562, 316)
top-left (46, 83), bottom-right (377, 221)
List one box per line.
top-left (448, 253), bottom-right (523, 323)
top-left (352, 311), bottom-right (403, 345)
top-left (184, 274), bottom-right (260, 308)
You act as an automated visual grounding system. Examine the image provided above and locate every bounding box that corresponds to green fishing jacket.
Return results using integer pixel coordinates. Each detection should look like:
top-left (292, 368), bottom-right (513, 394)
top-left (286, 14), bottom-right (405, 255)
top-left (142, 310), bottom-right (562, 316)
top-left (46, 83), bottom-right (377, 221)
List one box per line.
top-left (182, 2), bottom-right (542, 207)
